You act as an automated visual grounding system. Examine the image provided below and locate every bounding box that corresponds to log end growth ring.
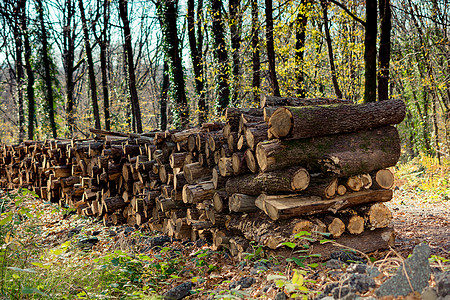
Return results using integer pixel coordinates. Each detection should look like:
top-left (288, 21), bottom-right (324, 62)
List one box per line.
top-left (291, 168), bottom-right (310, 191)
top-left (269, 107), bottom-right (293, 138)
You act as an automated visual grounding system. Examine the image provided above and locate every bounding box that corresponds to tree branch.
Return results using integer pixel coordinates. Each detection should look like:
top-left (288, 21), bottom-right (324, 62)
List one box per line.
top-left (328, 0), bottom-right (366, 27)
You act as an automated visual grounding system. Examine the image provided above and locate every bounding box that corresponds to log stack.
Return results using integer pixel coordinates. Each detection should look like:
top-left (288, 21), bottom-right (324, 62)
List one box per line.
top-left (0, 97), bottom-right (405, 259)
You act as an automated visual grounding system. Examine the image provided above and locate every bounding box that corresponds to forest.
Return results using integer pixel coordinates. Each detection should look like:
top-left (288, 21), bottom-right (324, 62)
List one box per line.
top-left (0, 0), bottom-right (448, 160)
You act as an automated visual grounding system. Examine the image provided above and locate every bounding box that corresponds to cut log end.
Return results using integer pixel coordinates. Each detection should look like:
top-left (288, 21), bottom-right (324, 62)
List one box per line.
top-left (291, 168), bottom-right (310, 191)
top-left (268, 107), bottom-right (293, 138)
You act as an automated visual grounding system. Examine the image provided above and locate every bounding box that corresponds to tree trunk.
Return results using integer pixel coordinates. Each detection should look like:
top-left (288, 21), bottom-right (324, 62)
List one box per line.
top-left (13, 5), bottom-right (25, 142)
top-left (211, 0), bottom-right (230, 112)
top-left (378, 0), bottom-right (391, 101)
top-left (229, 0), bottom-right (241, 105)
top-left (256, 126), bottom-right (401, 175)
top-left (225, 167), bottom-right (309, 195)
top-left (321, 0), bottom-right (343, 99)
top-left (268, 99), bottom-right (405, 139)
top-left (157, 0), bottom-right (189, 127)
top-left (36, 0), bottom-right (57, 138)
top-left (265, 0), bottom-right (280, 96)
top-left (20, 0), bottom-right (35, 140)
top-left (79, 0), bottom-right (101, 130)
top-left (187, 0), bottom-right (206, 123)
top-left (119, 0), bottom-right (143, 132)
top-left (363, 0), bottom-right (377, 103)
top-left (251, 0), bottom-right (260, 103)
top-left (295, 0), bottom-right (308, 97)
top-left (100, 0), bottom-right (111, 130)
top-left (160, 61), bottom-right (169, 130)
top-left (63, 0), bottom-right (75, 137)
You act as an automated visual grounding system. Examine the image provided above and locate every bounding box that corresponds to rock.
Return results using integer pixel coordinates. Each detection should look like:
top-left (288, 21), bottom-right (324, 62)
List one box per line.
top-left (346, 274), bottom-right (376, 293)
top-left (436, 271), bottom-right (450, 297)
top-left (347, 263), bottom-right (367, 274)
top-left (376, 243), bottom-right (431, 297)
top-left (326, 259), bottom-right (343, 269)
top-left (163, 282), bottom-right (192, 300)
top-left (251, 261), bottom-right (269, 274)
top-left (147, 235), bottom-right (172, 248)
top-left (422, 286), bottom-right (438, 300)
top-left (275, 291), bottom-right (287, 300)
top-left (229, 276), bottom-right (256, 289)
top-left (321, 297), bottom-right (336, 300)
top-left (341, 292), bottom-right (357, 300)
top-left (331, 251), bottom-right (365, 263)
top-left (331, 285), bottom-right (353, 298)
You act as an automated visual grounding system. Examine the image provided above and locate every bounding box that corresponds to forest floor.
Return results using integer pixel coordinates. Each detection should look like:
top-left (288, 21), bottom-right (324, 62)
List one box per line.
top-left (0, 156), bottom-right (449, 299)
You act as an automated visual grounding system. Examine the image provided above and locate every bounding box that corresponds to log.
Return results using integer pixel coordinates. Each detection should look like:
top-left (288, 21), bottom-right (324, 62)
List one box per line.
top-left (244, 150), bottom-right (259, 173)
top-left (183, 162), bottom-right (211, 184)
top-left (304, 176), bottom-right (338, 199)
top-left (260, 95), bottom-right (353, 108)
top-left (229, 194), bottom-right (258, 213)
top-left (212, 167), bottom-right (227, 189)
top-left (268, 99), bottom-right (405, 139)
top-left (358, 202), bottom-right (393, 229)
top-left (371, 169), bottom-right (394, 189)
top-left (245, 123), bottom-right (268, 150)
top-left (103, 196), bottom-right (127, 212)
top-left (342, 214), bottom-right (365, 235)
top-left (345, 176), bottom-right (363, 192)
top-left (182, 181), bottom-right (215, 204)
top-left (225, 167), bottom-right (310, 195)
top-left (256, 126), bottom-right (401, 175)
top-left (322, 216), bottom-right (345, 238)
top-left (218, 157), bottom-right (233, 177)
top-left (231, 151), bottom-right (248, 175)
top-left (169, 152), bottom-right (189, 169)
top-left (262, 189), bottom-right (393, 220)
top-left (213, 190), bottom-right (228, 213)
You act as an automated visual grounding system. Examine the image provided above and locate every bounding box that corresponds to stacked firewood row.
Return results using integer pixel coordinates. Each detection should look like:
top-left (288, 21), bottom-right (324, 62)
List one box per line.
top-left (0, 96), bottom-right (405, 258)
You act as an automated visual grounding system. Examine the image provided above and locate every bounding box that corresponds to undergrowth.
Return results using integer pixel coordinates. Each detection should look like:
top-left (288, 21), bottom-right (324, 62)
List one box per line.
top-left (395, 153), bottom-right (450, 201)
top-left (0, 189), bottom-right (182, 299)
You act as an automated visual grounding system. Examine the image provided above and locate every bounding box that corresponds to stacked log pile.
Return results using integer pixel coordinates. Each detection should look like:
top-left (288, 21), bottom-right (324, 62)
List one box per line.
top-left (0, 97), bottom-right (405, 259)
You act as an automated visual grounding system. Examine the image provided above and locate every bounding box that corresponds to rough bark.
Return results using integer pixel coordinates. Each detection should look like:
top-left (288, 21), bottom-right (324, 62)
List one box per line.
top-left (262, 189), bottom-right (393, 220)
top-left (256, 126), bottom-right (401, 175)
top-left (260, 95), bottom-right (352, 108)
top-left (119, 0), bottom-right (143, 132)
top-left (363, 0), bottom-right (378, 103)
top-left (251, 0), bottom-right (260, 102)
top-left (268, 99), bottom-right (406, 139)
top-left (378, 0), bottom-right (391, 101)
top-left (229, 194), bottom-right (258, 213)
top-left (265, 0), bottom-right (280, 96)
top-left (225, 167), bottom-right (309, 195)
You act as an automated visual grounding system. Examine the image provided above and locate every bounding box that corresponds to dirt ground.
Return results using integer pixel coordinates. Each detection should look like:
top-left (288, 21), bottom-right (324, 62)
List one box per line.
top-left (386, 187), bottom-right (450, 259)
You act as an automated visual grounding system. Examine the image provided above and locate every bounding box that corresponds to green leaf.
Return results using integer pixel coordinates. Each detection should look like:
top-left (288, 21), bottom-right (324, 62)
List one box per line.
top-left (308, 263), bottom-right (319, 268)
top-left (0, 214), bottom-right (12, 225)
top-left (294, 231), bottom-right (311, 238)
top-left (281, 242), bottom-right (296, 249)
top-left (267, 274), bottom-right (287, 281)
top-left (21, 287), bottom-right (48, 297)
top-left (7, 267), bottom-right (36, 273)
top-left (286, 257), bottom-right (305, 267)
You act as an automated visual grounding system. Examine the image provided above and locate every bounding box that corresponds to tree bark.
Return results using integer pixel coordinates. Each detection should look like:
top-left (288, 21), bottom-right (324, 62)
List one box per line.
top-left (251, 0), bottom-right (260, 103)
top-left (265, 0), bottom-right (280, 96)
top-left (36, 0), bottom-right (57, 138)
top-left (363, 0), bottom-right (377, 103)
top-left (268, 99), bottom-right (405, 139)
top-left (160, 61), bottom-right (169, 130)
top-left (211, 0), bottom-right (230, 112)
top-left (100, 0), bottom-right (111, 130)
top-left (262, 189), bottom-right (393, 220)
top-left (63, 0), bottom-right (76, 137)
top-left (321, 0), bottom-right (343, 99)
top-left (260, 95), bottom-right (352, 108)
top-left (295, 0), bottom-right (308, 97)
top-left (119, 0), bottom-right (143, 132)
top-left (12, 3), bottom-right (25, 141)
top-left (378, 0), bottom-right (391, 101)
top-left (157, 0), bottom-right (189, 127)
top-left (187, 0), bottom-right (206, 123)
top-left (229, 0), bottom-right (241, 105)
top-left (256, 126), bottom-right (401, 175)
top-left (225, 167), bottom-right (309, 195)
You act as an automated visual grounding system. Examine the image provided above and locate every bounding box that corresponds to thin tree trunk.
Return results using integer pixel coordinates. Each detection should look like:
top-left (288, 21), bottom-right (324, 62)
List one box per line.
top-left (63, 0), bottom-right (75, 137)
top-left (211, 0), bottom-right (230, 112)
top-left (13, 4), bottom-right (25, 141)
top-left (78, 0), bottom-right (101, 130)
top-left (251, 0), bottom-right (260, 103)
top-left (229, 0), bottom-right (241, 105)
top-left (187, 0), bottom-right (205, 123)
top-left (363, 0), bottom-right (377, 103)
top-left (295, 0), bottom-right (308, 97)
top-left (265, 0), bottom-right (280, 97)
top-left (100, 0), bottom-right (110, 130)
top-left (36, 0), bottom-right (57, 138)
top-left (157, 0), bottom-right (189, 128)
top-left (20, 0), bottom-right (35, 140)
top-left (160, 61), bottom-right (169, 130)
top-left (378, 0), bottom-right (391, 101)
top-left (119, 0), bottom-right (143, 133)
top-left (321, 0), bottom-right (343, 99)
